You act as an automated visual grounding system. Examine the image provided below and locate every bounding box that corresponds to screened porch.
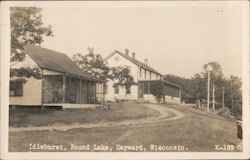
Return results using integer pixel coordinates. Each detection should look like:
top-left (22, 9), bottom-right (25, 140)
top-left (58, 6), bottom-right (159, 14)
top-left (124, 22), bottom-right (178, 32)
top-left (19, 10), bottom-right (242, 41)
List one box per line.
top-left (137, 80), bottom-right (181, 99)
top-left (42, 74), bottom-right (102, 104)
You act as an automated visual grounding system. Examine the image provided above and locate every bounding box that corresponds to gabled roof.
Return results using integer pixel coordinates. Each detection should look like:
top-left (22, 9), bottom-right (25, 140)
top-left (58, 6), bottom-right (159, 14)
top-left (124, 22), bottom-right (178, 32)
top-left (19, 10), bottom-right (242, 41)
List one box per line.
top-left (24, 45), bottom-right (96, 80)
top-left (104, 50), bottom-right (162, 75)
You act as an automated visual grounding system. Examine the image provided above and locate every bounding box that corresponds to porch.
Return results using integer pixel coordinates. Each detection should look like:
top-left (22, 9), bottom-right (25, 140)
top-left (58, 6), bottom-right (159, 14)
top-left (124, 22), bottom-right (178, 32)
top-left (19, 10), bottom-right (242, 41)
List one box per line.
top-left (42, 74), bottom-right (103, 105)
top-left (137, 80), bottom-right (182, 103)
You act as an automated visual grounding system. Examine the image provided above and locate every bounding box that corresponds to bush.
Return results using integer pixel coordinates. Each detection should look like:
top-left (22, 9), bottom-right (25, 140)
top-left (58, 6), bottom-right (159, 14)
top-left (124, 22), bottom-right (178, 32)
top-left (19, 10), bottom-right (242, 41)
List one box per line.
top-left (150, 81), bottom-right (165, 103)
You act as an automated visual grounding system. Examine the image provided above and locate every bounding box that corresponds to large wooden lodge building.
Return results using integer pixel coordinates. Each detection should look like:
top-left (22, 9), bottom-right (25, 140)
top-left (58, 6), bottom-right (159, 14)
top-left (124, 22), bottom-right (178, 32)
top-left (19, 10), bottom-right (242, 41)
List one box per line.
top-left (104, 50), bottom-right (182, 104)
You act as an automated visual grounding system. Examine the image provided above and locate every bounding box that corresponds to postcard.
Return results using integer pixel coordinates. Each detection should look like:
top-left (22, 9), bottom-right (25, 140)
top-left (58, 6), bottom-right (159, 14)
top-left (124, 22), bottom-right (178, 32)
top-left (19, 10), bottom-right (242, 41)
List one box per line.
top-left (0, 1), bottom-right (249, 159)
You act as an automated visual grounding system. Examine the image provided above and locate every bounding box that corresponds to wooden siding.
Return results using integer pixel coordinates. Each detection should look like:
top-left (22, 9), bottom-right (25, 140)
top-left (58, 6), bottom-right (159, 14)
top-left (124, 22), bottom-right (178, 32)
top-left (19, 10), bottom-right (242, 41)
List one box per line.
top-left (105, 53), bottom-right (139, 100)
top-left (10, 78), bottom-right (42, 106)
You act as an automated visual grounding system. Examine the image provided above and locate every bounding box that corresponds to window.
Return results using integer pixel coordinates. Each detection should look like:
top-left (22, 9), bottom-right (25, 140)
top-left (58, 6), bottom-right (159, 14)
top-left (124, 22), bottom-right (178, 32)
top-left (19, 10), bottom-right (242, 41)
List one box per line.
top-left (114, 56), bottom-right (119, 61)
top-left (114, 85), bottom-right (119, 94)
top-left (126, 87), bottom-right (131, 94)
top-left (144, 69), bottom-right (146, 79)
top-left (150, 72), bottom-right (152, 80)
top-left (9, 81), bottom-right (23, 96)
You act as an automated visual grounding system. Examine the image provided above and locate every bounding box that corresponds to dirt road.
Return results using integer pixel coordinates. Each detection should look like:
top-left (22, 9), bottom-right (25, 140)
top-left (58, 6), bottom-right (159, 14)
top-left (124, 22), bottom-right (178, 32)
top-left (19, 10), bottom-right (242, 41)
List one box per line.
top-left (9, 103), bottom-right (185, 132)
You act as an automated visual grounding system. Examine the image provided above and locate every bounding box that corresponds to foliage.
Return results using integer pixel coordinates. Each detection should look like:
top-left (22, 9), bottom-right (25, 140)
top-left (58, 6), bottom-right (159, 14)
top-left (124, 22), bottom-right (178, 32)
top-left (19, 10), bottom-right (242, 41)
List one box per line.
top-left (150, 81), bottom-right (165, 103)
top-left (202, 62), bottom-right (225, 103)
top-left (73, 48), bottom-right (135, 90)
top-left (10, 7), bottom-right (53, 79)
top-left (203, 61), bottom-right (223, 84)
top-left (224, 76), bottom-right (242, 108)
top-left (10, 78), bottom-right (27, 83)
top-left (10, 67), bottom-right (42, 79)
top-left (164, 61), bottom-right (242, 117)
top-left (110, 66), bottom-right (135, 90)
top-left (72, 47), bottom-right (110, 81)
top-left (10, 7), bottom-right (53, 62)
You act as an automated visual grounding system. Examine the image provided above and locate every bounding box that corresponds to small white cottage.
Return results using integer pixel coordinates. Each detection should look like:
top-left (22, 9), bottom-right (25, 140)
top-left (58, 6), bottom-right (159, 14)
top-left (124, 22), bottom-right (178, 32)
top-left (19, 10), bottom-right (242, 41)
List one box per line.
top-left (9, 45), bottom-right (103, 108)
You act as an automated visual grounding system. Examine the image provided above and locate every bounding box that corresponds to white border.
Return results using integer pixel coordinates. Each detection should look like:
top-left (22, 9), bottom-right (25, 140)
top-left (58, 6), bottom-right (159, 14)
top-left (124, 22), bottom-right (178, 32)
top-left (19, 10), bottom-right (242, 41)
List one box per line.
top-left (1, 1), bottom-right (249, 160)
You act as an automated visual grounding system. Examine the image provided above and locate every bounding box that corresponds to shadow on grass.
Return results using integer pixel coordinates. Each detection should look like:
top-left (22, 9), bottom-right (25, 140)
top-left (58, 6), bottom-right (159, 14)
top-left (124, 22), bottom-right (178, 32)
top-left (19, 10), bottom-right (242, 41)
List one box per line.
top-left (9, 102), bottom-right (160, 128)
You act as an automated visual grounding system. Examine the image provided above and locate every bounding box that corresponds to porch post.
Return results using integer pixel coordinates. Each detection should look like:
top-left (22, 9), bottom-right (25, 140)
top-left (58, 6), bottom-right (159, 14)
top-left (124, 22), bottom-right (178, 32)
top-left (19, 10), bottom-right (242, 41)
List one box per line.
top-left (62, 74), bottom-right (66, 103)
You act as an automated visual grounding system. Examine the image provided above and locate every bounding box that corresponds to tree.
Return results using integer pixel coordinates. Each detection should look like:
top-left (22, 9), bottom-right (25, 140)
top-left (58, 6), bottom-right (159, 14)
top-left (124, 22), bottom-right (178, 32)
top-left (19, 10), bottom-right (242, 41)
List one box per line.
top-left (190, 73), bottom-right (206, 107)
top-left (203, 62), bottom-right (224, 110)
top-left (110, 66), bottom-right (133, 85)
top-left (228, 76), bottom-right (242, 107)
top-left (73, 48), bottom-right (135, 101)
top-left (150, 81), bottom-right (165, 103)
top-left (10, 7), bottom-right (53, 79)
top-left (165, 62), bottom-right (242, 117)
top-left (72, 47), bottom-right (110, 82)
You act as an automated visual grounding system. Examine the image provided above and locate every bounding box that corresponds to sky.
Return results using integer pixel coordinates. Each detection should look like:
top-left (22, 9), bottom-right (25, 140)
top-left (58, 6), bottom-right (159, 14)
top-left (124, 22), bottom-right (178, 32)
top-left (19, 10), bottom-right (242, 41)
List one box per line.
top-left (40, 3), bottom-right (243, 78)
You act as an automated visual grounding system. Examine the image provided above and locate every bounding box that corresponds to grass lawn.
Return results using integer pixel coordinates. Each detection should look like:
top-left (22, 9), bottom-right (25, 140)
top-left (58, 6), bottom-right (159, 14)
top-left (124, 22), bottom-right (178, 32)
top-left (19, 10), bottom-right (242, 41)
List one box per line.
top-left (9, 103), bottom-right (242, 152)
top-left (9, 102), bottom-right (160, 127)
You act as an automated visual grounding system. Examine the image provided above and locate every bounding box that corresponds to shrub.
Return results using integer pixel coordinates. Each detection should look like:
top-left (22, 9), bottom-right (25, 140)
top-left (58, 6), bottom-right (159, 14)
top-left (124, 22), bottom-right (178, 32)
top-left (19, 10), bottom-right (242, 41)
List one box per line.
top-left (150, 81), bottom-right (165, 103)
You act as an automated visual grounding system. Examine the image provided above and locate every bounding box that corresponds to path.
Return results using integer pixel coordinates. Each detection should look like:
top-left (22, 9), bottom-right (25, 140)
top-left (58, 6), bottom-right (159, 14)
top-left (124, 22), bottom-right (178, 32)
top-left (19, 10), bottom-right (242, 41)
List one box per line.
top-left (9, 103), bottom-right (185, 132)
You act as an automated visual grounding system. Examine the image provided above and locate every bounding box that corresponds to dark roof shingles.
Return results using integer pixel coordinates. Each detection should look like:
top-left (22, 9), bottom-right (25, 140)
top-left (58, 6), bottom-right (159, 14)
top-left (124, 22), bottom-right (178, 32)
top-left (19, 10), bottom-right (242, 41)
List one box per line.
top-left (24, 45), bottom-right (94, 80)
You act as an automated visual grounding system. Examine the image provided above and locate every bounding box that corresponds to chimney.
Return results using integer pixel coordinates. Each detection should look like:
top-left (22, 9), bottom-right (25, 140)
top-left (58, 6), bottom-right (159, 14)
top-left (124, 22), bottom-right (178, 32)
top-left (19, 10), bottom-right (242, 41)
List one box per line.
top-left (125, 49), bottom-right (129, 56)
top-left (132, 52), bottom-right (135, 58)
top-left (144, 58), bottom-right (148, 65)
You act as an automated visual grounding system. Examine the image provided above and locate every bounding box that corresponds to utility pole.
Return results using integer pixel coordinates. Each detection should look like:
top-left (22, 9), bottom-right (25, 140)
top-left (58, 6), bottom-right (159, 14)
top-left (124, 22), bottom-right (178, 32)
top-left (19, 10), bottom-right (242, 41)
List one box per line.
top-left (222, 87), bottom-right (225, 108)
top-left (207, 71), bottom-right (210, 112)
